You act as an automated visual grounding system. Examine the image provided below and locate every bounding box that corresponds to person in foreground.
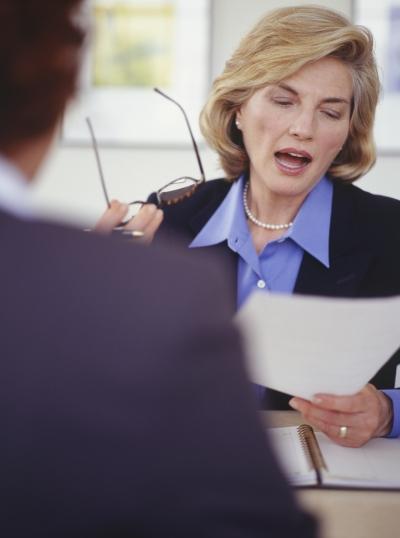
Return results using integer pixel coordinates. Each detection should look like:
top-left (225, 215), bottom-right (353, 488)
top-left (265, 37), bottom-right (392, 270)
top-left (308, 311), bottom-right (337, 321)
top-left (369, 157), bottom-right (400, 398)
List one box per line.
top-left (98, 5), bottom-right (400, 448)
top-left (0, 2), bottom-right (317, 537)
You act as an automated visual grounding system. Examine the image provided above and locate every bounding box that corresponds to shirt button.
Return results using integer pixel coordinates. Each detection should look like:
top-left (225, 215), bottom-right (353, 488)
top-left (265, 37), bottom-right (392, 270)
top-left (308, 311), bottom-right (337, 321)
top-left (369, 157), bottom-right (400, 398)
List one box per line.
top-left (257, 279), bottom-right (266, 289)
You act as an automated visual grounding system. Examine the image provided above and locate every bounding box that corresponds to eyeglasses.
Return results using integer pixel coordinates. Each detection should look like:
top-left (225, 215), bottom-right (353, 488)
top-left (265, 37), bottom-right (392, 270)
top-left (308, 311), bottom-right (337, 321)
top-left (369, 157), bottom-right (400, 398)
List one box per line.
top-left (86, 88), bottom-right (206, 227)
top-left (152, 88), bottom-right (206, 205)
top-left (86, 117), bottom-right (146, 226)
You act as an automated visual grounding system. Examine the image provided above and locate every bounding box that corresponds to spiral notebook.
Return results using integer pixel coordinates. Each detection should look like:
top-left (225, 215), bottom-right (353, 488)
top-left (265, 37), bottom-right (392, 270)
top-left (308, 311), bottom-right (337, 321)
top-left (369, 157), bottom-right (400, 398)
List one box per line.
top-left (269, 425), bottom-right (400, 489)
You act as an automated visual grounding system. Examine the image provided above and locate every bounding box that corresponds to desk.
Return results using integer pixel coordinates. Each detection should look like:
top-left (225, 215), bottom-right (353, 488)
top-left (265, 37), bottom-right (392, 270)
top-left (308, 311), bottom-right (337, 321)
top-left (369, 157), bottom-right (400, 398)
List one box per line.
top-left (262, 411), bottom-right (400, 538)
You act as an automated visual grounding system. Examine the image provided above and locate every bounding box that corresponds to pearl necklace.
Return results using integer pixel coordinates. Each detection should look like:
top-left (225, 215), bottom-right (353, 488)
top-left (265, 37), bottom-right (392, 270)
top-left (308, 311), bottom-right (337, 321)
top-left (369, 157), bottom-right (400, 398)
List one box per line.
top-left (243, 182), bottom-right (293, 231)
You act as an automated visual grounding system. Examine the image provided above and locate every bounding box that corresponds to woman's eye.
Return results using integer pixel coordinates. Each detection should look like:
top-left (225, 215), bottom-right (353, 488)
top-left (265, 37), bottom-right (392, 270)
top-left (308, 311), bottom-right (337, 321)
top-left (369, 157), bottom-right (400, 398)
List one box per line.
top-left (273, 99), bottom-right (293, 107)
top-left (322, 109), bottom-right (341, 120)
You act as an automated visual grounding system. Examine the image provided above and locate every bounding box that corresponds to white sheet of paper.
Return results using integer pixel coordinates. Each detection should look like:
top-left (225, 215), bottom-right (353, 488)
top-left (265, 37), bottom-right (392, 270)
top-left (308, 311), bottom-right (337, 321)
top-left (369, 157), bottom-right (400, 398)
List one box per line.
top-left (235, 292), bottom-right (400, 400)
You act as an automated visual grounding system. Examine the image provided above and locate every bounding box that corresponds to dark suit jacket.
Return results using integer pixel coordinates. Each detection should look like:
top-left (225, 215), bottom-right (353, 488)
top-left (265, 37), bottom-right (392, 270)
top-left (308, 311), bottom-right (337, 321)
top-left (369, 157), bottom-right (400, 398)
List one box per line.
top-left (149, 178), bottom-right (400, 409)
top-left (0, 209), bottom-right (315, 538)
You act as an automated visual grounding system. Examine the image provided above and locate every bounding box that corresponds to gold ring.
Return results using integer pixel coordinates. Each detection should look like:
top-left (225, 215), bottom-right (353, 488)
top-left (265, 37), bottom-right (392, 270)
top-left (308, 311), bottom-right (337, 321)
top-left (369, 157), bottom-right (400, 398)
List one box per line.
top-left (339, 425), bottom-right (348, 438)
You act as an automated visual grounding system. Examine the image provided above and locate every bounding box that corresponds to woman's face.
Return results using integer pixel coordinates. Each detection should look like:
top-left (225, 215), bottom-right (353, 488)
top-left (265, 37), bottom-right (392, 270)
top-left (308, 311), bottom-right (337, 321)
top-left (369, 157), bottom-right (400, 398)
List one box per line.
top-left (236, 57), bottom-right (352, 202)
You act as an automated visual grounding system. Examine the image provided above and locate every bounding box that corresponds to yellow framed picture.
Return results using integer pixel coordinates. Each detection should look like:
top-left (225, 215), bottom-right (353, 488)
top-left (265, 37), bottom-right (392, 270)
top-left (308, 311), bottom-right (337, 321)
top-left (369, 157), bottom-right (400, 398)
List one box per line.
top-left (63, 0), bottom-right (210, 146)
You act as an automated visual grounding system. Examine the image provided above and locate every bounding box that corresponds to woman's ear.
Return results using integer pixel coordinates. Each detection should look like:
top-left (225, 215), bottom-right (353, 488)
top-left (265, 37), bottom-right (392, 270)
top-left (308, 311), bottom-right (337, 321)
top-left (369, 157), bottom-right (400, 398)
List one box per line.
top-left (235, 111), bottom-right (242, 130)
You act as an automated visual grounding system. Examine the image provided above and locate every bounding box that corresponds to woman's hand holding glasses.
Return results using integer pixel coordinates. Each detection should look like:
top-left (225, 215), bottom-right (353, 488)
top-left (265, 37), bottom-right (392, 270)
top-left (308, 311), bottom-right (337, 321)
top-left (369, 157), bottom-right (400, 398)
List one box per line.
top-left (94, 200), bottom-right (163, 244)
top-left (88, 88), bottom-right (205, 243)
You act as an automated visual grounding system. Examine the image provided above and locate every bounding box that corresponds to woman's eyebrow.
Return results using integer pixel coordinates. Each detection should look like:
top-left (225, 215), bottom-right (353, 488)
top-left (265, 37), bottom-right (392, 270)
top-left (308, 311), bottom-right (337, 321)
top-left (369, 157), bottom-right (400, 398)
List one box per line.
top-left (276, 82), bottom-right (350, 105)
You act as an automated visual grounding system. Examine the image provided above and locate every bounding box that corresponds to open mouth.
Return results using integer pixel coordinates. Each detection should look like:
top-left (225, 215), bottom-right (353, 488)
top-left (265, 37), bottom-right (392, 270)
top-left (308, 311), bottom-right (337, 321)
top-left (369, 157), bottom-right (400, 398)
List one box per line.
top-left (274, 150), bottom-right (312, 174)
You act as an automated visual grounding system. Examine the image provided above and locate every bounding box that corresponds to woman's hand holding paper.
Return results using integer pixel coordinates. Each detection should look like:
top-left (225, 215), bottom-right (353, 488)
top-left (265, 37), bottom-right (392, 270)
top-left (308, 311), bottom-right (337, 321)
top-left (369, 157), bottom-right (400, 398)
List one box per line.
top-left (289, 384), bottom-right (393, 447)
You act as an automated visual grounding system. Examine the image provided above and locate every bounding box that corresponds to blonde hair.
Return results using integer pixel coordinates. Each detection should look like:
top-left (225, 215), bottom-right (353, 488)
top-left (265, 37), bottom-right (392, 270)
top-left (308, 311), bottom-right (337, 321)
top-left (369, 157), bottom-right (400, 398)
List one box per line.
top-left (200, 5), bottom-right (380, 182)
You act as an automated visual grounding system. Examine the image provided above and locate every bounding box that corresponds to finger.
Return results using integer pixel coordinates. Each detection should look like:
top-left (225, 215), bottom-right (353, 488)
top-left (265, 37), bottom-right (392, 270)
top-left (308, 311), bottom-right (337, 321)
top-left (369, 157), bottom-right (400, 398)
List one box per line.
top-left (123, 204), bottom-right (158, 230)
top-left (293, 398), bottom-right (358, 429)
top-left (319, 424), bottom-right (366, 448)
top-left (123, 204), bottom-right (163, 245)
top-left (293, 397), bottom-right (380, 447)
top-left (140, 209), bottom-right (163, 244)
top-left (303, 406), bottom-right (356, 429)
top-left (95, 200), bottom-right (128, 234)
top-left (291, 396), bottom-right (367, 434)
top-left (289, 397), bottom-right (310, 413)
top-left (312, 389), bottom-right (368, 414)
top-left (290, 404), bottom-right (365, 447)
top-left (317, 413), bottom-right (376, 448)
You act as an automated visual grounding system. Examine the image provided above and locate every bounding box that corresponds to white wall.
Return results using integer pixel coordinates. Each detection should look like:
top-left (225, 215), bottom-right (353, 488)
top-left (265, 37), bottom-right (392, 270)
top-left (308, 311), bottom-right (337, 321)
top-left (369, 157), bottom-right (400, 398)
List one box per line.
top-left (32, 0), bottom-right (400, 227)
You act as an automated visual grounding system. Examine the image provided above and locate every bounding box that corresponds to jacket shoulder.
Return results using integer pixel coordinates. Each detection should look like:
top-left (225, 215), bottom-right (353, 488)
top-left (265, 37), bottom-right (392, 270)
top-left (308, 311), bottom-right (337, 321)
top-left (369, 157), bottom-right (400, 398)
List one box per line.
top-left (149, 178), bottom-right (233, 241)
top-left (148, 178), bottom-right (231, 207)
top-left (334, 181), bottom-right (400, 232)
top-left (335, 181), bottom-right (400, 214)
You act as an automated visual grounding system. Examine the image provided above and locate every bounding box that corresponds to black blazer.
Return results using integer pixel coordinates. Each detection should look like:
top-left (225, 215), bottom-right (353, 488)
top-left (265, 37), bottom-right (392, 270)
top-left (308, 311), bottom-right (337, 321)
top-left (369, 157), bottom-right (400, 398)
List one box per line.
top-left (0, 209), bottom-right (316, 537)
top-left (149, 178), bottom-right (400, 409)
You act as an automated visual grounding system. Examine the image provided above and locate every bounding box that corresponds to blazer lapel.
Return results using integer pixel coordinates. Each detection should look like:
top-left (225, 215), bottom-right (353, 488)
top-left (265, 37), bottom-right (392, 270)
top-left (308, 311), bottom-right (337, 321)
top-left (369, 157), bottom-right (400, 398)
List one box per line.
top-left (294, 182), bottom-right (374, 298)
top-left (188, 183), bottom-right (231, 235)
top-left (294, 249), bottom-right (373, 297)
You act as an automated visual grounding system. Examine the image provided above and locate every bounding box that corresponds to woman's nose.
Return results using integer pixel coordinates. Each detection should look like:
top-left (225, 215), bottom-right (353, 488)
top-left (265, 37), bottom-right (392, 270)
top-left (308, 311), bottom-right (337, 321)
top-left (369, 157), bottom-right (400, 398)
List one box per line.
top-left (288, 111), bottom-right (314, 140)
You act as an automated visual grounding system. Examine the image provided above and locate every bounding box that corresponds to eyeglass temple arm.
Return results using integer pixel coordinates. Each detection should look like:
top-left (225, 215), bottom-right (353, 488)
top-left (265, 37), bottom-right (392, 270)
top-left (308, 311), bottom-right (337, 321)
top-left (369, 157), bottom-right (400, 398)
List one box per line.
top-left (86, 117), bottom-right (111, 208)
top-left (154, 88), bottom-right (205, 182)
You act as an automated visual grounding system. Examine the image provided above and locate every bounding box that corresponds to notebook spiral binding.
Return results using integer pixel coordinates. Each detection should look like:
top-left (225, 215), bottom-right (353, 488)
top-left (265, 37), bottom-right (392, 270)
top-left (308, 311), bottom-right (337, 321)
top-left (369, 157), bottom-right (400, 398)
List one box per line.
top-left (297, 424), bottom-right (327, 480)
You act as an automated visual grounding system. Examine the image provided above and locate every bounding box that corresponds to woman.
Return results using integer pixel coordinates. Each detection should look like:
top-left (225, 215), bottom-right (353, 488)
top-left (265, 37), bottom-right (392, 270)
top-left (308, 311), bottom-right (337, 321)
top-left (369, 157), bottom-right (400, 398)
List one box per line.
top-left (97, 6), bottom-right (400, 447)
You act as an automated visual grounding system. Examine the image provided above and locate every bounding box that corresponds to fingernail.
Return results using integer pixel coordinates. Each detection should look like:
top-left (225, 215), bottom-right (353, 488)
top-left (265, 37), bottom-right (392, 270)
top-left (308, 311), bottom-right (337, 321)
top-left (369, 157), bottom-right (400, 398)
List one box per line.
top-left (289, 398), bottom-right (299, 410)
top-left (313, 396), bottom-right (323, 405)
top-left (131, 230), bottom-right (144, 238)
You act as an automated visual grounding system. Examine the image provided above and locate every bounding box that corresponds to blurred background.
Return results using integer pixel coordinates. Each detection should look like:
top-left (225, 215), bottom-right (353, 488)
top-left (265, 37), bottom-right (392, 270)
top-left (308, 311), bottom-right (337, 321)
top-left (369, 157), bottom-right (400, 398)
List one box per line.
top-left (32, 0), bottom-right (400, 227)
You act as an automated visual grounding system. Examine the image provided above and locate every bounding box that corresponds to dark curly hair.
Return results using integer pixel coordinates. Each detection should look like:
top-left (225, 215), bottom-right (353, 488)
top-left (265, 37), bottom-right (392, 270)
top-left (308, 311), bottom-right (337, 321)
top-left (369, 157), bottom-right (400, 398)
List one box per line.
top-left (0, 0), bottom-right (85, 151)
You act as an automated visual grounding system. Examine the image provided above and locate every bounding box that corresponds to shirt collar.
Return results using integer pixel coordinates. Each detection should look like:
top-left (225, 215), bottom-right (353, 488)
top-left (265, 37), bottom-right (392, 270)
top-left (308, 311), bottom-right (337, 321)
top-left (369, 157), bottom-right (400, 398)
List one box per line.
top-left (290, 176), bottom-right (332, 268)
top-left (190, 174), bottom-right (332, 268)
top-left (190, 175), bottom-right (247, 248)
top-left (0, 154), bottom-right (33, 219)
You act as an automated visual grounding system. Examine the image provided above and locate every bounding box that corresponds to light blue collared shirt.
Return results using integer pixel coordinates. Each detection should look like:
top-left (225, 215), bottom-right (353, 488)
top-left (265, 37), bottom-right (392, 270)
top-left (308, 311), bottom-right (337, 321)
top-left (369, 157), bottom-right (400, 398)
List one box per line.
top-left (191, 174), bottom-right (332, 307)
top-left (190, 174), bottom-right (400, 438)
